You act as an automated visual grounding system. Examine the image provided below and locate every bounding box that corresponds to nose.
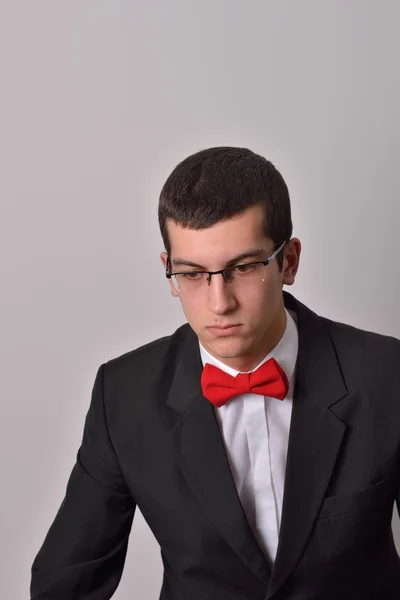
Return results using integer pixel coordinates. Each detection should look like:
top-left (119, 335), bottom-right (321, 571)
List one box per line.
top-left (207, 272), bottom-right (238, 315)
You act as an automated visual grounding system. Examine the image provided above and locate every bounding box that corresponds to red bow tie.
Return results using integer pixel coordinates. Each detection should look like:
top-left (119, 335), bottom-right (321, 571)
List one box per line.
top-left (201, 358), bottom-right (289, 408)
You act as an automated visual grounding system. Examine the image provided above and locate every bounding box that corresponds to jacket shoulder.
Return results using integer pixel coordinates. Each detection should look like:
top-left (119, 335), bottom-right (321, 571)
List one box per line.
top-left (102, 322), bottom-right (191, 379)
top-left (322, 314), bottom-right (400, 345)
top-left (99, 323), bottom-right (192, 432)
top-left (321, 314), bottom-right (400, 370)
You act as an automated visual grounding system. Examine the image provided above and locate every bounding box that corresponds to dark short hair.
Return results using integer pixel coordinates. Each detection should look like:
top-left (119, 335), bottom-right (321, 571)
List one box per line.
top-left (158, 146), bottom-right (293, 271)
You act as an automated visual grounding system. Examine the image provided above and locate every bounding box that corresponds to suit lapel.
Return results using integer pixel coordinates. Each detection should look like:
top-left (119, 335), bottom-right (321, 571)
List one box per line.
top-left (166, 291), bottom-right (349, 596)
top-left (266, 292), bottom-right (348, 598)
top-left (166, 326), bottom-right (272, 585)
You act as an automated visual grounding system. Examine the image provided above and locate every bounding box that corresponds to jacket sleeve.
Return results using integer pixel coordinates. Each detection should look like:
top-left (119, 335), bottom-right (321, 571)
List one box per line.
top-left (30, 362), bottom-right (136, 599)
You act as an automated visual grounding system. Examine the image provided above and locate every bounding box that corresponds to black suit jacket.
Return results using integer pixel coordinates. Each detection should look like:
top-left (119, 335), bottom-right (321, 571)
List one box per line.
top-left (31, 291), bottom-right (400, 599)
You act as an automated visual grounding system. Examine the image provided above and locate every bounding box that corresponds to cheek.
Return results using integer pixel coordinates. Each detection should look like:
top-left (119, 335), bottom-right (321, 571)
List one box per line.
top-left (241, 282), bottom-right (281, 320)
top-left (179, 297), bottom-right (203, 322)
top-left (241, 280), bottom-right (275, 306)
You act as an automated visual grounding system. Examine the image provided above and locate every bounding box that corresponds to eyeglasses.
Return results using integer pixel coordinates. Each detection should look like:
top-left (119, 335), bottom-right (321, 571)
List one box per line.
top-left (166, 240), bottom-right (287, 295)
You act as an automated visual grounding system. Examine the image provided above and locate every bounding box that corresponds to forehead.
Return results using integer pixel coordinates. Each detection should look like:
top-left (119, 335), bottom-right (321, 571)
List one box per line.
top-left (167, 205), bottom-right (272, 267)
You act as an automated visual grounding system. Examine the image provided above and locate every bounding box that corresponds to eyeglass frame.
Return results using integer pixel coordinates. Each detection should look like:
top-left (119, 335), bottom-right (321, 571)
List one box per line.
top-left (165, 240), bottom-right (287, 290)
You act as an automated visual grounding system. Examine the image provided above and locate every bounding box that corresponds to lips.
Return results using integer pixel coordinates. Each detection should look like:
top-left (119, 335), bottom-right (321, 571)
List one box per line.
top-left (208, 324), bottom-right (239, 329)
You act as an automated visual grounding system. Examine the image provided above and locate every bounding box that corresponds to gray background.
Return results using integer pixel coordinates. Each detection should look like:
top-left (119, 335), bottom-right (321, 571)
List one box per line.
top-left (1, 1), bottom-right (399, 598)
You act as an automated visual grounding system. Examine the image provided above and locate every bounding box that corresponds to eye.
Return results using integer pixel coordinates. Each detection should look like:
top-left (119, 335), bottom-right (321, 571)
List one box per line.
top-left (181, 271), bottom-right (204, 280)
top-left (234, 263), bottom-right (257, 273)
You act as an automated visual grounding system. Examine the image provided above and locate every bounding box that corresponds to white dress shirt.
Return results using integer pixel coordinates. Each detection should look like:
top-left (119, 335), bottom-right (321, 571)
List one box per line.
top-left (199, 308), bottom-right (299, 564)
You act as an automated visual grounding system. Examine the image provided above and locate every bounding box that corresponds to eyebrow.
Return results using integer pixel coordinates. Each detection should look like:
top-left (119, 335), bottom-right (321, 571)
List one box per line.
top-left (171, 248), bottom-right (267, 269)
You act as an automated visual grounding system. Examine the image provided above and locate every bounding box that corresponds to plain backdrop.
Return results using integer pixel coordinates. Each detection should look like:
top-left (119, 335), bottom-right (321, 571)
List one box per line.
top-left (1, 1), bottom-right (399, 599)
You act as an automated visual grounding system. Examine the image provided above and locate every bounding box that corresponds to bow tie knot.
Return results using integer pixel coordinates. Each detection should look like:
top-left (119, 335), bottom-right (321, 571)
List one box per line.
top-left (201, 357), bottom-right (289, 408)
top-left (234, 372), bottom-right (252, 396)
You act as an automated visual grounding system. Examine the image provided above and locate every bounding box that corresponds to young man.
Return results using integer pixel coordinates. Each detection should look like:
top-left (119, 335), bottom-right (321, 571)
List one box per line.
top-left (31, 147), bottom-right (400, 599)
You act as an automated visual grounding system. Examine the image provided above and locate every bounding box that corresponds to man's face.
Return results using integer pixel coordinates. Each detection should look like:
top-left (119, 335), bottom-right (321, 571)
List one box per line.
top-left (160, 204), bottom-right (300, 371)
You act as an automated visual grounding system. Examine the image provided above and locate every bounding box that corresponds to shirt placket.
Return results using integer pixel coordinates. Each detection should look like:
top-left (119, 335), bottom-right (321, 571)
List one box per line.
top-left (243, 394), bottom-right (279, 561)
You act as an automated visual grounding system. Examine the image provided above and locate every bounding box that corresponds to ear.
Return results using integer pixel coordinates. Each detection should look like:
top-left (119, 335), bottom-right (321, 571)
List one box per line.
top-left (160, 251), bottom-right (168, 270)
top-left (282, 238), bottom-right (301, 286)
top-left (160, 251), bottom-right (179, 298)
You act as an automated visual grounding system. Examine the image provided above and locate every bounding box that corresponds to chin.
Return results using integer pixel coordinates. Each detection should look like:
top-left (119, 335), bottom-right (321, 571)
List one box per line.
top-left (207, 336), bottom-right (248, 355)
